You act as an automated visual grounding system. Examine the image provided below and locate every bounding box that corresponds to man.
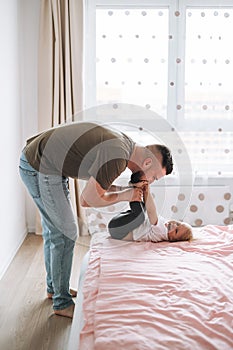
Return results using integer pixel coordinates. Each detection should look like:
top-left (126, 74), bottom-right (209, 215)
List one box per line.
top-left (19, 121), bottom-right (173, 318)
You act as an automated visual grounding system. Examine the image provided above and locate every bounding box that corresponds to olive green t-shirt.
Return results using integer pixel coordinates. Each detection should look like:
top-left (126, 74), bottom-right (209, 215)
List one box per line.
top-left (24, 122), bottom-right (135, 190)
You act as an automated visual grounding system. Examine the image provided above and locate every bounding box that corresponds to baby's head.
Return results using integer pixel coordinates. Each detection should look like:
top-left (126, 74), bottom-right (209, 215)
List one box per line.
top-left (165, 220), bottom-right (193, 242)
top-left (130, 171), bottom-right (147, 184)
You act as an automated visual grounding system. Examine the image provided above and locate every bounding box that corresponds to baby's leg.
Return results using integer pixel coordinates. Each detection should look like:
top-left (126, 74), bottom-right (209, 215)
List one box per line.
top-left (108, 202), bottom-right (145, 239)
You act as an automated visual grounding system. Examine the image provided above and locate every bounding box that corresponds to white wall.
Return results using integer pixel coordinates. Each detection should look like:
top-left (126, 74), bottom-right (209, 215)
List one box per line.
top-left (0, 0), bottom-right (40, 279)
top-left (18, 0), bottom-right (41, 232)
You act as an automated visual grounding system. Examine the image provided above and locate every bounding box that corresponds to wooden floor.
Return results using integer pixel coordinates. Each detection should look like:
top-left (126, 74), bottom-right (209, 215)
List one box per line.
top-left (0, 233), bottom-right (90, 350)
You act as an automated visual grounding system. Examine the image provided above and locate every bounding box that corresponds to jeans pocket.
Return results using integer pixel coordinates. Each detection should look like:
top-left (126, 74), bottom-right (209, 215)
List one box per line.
top-left (19, 167), bottom-right (40, 199)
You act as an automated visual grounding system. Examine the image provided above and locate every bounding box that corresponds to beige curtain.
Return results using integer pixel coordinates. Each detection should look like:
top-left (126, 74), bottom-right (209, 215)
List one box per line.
top-left (37, 0), bottom-right (89, 236)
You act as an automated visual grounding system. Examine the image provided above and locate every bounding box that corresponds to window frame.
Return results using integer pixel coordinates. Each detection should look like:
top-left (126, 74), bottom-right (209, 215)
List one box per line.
top-left (84, 0), bottom-right (233, 132)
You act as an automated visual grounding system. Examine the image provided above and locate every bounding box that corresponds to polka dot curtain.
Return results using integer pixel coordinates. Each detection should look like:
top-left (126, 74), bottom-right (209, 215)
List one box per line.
top-left (152, 186), bottom-right (232, 227)
top-left (96, 7), bottom-right (233, 123)
top-left (86, 186), bottom-right (232, 234)
top-left (95, 6), bottom-right (233, 175)
top-left (84, 3), bottom-right (233, 230)
top-left (185, 9), bottom-right (233, 121)
top-left (96, 8), bottom-right (169, 117)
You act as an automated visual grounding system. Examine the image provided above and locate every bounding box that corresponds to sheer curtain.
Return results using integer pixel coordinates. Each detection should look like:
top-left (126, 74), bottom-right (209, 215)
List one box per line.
top-left (37, 0), bottom-right (88, 235)
top-left (82, 2), bottom-right (233, 229)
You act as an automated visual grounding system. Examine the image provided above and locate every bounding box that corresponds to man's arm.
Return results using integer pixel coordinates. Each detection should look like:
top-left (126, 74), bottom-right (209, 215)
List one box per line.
top-left (107, 184), bottom-right (130, 192)
top-left (80, 176), bottom-right (143, 207)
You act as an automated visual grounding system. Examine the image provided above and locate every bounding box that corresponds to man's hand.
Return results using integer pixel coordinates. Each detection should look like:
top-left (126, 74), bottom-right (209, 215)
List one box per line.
top-left (129, 180), bottom-right (148, 190)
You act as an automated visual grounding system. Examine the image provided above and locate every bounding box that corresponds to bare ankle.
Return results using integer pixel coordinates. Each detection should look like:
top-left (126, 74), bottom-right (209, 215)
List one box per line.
top-left (47, 288), bottom-right (77, 299)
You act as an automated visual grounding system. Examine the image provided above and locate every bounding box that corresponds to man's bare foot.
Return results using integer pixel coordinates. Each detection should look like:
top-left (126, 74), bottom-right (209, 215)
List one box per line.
top-left (54, 304), bottom-right (75, 318)
top-left (47, 288), bottom-right (77, 299)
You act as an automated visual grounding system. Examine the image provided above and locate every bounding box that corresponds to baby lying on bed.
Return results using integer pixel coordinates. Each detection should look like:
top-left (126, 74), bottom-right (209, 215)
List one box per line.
top-left (108, 171), bottom-right (193, 243)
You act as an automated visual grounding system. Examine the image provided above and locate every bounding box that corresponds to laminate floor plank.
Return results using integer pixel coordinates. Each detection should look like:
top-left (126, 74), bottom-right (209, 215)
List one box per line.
top-left (0, 233), bottom-right (90, 350)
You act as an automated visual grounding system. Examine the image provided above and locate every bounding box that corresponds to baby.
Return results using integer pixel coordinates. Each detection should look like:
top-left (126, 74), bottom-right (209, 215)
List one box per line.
top-left (108, 171), bottom-right (193, 243)
top-left (123, 216), bottom-right (193, 243)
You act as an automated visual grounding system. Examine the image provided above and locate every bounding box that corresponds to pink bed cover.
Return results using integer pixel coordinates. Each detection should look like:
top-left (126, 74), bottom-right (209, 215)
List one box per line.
top-left (79, 225), bottom-right (233, 350)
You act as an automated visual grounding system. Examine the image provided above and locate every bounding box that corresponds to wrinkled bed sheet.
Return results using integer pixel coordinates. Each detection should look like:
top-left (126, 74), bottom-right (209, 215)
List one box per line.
top-left (80, 225), bottom-right (233, 350)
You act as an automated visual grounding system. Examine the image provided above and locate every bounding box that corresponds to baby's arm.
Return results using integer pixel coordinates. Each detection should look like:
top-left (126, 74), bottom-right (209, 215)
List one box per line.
top-left (143, 185), bottom-right (158, 225)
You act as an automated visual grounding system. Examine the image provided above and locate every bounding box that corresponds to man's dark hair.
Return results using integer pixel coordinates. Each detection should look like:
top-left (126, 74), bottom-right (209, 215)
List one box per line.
top-left (156, 144), bottom-right (173, 175)
top-left (146, 144), bottom-right (173, 175)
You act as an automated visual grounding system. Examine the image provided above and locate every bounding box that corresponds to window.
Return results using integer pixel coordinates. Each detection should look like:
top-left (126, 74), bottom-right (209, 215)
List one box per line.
top-left (84, 0), bottom-right (233, 176)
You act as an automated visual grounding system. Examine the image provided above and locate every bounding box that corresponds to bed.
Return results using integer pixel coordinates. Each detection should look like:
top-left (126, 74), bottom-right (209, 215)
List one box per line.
top-left (68, 224), bottom-right (233, 350)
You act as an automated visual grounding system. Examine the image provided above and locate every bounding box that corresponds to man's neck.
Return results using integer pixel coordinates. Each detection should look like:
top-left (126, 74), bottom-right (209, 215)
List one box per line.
top-left (128, 144), bottom-right (144, 172)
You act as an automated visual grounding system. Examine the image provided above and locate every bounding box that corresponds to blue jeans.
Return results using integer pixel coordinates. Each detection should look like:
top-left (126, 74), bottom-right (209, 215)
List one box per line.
top-left (19, 152), bottom-right (78, 310)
